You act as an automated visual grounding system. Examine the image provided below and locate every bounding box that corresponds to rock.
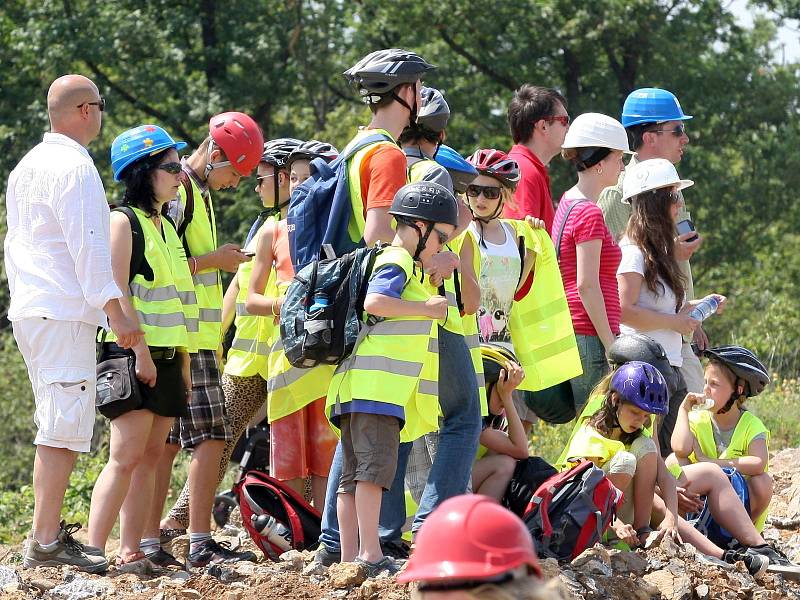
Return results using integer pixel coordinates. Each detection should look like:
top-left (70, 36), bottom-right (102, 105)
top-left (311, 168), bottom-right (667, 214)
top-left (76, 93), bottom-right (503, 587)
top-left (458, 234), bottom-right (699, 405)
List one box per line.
top-left (28, 578), bottom-right (55, 593)
top-left (179, 589), bottom-right (202, 600)
top-left (571, 544), bottom-right (610, 569)
top-left (328, 562), bottom-right (367, 588)
top-left (169, 534), bottom-right (190, 559)
top-left (659, 533), bottom-right (683, 558)
top-left (302, 560), bottom-right (328, 576)
top-left (225, 592), bottom-right (243, 600)
top-left (574, 559), bottom-right (613, 577)
top-left (50, 576), bottom-right (114, 599)
top-left (356, 579), bottom-right (383, 599)
top-left (0, 566), bottom-right (24, 593)
top-left (643, 569), bottom-right (692, 600)
top-left (695, 583), bottom-right (710, 598)
top-left (233, 561), bottom-right (258, 576)
top-left (151, 593), bottom-right (165, 600)
top-left (208, 563), bottom-right (238, 582)
top-left (279, 549), bottom-right (305, 571)
top-left (540, 557), bottom-right (560, 580)
top-left (609, 550), bottom-right (649, 575)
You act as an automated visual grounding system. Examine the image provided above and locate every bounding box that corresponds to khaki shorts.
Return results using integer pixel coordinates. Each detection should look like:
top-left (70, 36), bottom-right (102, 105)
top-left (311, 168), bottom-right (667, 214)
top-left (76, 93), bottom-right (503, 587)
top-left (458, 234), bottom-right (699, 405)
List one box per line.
top-left (338, 412), bottom-right (400, 494)
top-left (12, 317), bottom-right (98, 452)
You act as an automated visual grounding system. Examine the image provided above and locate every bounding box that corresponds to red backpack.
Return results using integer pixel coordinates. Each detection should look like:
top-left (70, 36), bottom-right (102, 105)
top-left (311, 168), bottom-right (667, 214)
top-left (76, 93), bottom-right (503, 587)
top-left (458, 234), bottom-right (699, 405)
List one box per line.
top-left (234, 470), bottom-right (321, 560)
top-left (523, 460), bottom-right (622, 561)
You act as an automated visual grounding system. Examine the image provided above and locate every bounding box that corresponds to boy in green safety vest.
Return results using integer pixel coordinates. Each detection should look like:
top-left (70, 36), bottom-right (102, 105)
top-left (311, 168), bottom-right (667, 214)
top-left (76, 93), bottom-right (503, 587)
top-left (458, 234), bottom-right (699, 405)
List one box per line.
top-left (325, 182), bottom-right (458, 576)
top-left (148, 112), bottom-right (264, 568)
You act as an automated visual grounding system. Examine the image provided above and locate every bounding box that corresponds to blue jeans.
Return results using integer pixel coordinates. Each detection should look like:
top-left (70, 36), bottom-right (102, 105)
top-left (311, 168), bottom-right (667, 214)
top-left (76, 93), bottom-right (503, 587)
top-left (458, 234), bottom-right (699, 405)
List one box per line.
top-left (318, 328), bottom-right (481, 549)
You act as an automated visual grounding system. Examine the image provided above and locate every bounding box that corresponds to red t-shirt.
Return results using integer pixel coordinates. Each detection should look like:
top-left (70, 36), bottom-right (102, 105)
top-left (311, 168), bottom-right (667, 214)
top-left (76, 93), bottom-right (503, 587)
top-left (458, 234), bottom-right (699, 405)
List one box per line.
top-left (504, 144), bottom-right (555, 231)
top-left (550, 192), bottom-right (621, 336)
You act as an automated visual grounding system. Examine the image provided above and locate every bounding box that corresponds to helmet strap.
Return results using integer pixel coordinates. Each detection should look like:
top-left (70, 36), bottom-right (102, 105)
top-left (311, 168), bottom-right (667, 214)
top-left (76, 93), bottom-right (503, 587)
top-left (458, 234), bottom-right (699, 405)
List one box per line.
top-left (391, 87), bottom-right (418, 125)
top-left (204, 139), bottom-right (232, 179)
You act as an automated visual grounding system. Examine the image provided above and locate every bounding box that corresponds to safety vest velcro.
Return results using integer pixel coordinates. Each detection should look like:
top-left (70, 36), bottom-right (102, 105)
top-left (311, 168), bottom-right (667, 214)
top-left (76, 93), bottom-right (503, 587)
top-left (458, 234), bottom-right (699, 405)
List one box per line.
top-left (346, 128), bottom-right (402, 245)
top-left (179, 177), bottom-right (223, 350)
top-left (326, 245), bottom-right (440, 442)
top-left (224, 222), bottom-right (278, 378)
top-left (107, 207), bottom-right (198, 352)
top-left (502, 220), bottom-right (582, 392)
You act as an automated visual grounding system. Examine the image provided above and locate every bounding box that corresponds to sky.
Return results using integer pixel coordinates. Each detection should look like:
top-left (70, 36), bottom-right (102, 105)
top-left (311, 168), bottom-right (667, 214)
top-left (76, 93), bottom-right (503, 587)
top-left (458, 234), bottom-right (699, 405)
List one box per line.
top-left (729, 0), bottom-right (800, 63)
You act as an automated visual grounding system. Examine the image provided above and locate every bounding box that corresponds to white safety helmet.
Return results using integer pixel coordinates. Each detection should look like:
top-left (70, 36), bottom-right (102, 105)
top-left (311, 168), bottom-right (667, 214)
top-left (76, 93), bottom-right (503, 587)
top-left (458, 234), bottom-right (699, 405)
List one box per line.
top-left (621, 158), bottom-right (694, 203)
top-left (562, 113), bottom-right (632, 153)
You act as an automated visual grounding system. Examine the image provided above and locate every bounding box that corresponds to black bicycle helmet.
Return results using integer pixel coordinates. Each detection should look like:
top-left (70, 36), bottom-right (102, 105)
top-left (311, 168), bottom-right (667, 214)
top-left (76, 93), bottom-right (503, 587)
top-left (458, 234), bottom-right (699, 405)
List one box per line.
top-left (607, 333), bottom-right (678, 395)
top-left (703, 345), bottom-right (770, 398)
top-left (480, 343), bottom-right (520, 387)
top-left (287, 140), bottom-right (339, 168)
top-left (261, 137), bottom-right (304, 169)
top-left (390, 182), bottom-right (458, 260)
top-left (417, 86), bottom-right (450, 133)
top-left (343, 48), bottom-right (436, 101)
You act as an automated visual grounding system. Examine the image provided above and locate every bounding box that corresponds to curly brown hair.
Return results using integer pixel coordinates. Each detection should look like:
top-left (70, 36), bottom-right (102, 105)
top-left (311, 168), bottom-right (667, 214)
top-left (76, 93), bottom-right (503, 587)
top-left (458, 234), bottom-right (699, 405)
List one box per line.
top-left (625, 187), bottom-right (686, 311)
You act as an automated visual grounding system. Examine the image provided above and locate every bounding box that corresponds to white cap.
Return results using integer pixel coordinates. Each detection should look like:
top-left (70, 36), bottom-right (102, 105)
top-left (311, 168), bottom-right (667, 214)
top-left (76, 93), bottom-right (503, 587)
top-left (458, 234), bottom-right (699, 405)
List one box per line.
top-left (562, 113), bottom-right (632, 153)
top-left (621, 158), bottom-right (694, 203)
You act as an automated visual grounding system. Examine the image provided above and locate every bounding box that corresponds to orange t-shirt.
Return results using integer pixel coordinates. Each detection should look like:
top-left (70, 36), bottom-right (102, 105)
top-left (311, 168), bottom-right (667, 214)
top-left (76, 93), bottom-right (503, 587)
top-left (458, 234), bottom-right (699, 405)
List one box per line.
top-left (358, 143), bottom-right (407, 216)
top-left (271, 220), bottom-right (296, 285)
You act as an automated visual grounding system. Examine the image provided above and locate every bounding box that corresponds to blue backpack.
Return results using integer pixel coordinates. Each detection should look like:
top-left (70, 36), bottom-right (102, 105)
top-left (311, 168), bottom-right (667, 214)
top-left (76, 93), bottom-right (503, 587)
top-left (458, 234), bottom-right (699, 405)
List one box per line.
top-left (688, 466), bottom-right (751, 549)
top-left (287, 132), bottom-right (394, 273)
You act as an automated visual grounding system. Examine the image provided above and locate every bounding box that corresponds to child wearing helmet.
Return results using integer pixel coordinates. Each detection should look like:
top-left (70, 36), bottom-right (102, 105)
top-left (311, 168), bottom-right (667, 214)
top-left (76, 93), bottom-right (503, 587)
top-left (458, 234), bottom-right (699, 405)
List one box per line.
top-left (325, 182), bottom-right (458, 575)
top-left (669, 345), bottom-right (773, 530)
top-left (552, 112), bottom-right (633, 413)
top-left (286, 140), bottom-right (339, 195)
top-left (465, 148), bottom-right (582, 433)
top-left (471, 344), bottom-right (529, 501)
top-left (398, 494), bottom-right (550, 599)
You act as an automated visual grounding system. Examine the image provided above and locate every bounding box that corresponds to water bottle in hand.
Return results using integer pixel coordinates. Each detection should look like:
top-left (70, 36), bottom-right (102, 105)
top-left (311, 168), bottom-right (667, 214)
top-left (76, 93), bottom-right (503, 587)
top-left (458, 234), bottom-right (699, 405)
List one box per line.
top-left (689, 295), bottom-right (720, 322)
top-left (691, 397), bottom-right (715, 412)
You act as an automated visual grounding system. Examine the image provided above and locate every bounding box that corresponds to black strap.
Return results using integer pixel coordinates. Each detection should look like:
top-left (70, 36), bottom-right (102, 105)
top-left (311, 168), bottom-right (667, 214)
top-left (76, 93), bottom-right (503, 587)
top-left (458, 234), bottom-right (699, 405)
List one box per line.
top-left (554, 200), bottom-right (587, 264)
top-left (112, 206), bottom-right (149, 282)
top-left (176, 171), bottom-right (195, 240)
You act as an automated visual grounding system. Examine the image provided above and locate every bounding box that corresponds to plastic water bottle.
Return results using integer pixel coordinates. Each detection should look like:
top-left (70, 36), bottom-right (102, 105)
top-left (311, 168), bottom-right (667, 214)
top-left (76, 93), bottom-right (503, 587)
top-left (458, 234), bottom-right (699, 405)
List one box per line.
top-left (308, 293), bottom-right (329, 313)
top-left (251, 514), bottom-right (293, 551)
top-left (691, 397), bottom-right (715, 412)
top-left (689, 295), bottom-right (720, 322)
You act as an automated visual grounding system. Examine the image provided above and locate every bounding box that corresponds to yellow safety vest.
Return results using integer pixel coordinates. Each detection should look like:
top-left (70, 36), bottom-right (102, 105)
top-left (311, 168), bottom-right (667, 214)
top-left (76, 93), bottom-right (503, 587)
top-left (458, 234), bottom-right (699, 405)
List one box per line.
top-left (179, 177), bottom-right (223, 350)
top-left (555, 394), bottom-right (655, 470)
top-left (346, 128), bottom-right (402, 245)
top-left (326, 245), bottom-right (440, 442)
top-left (502, 220), bottom-right (583, 392)
top-left (224, 219), bottom-right (278, 378)
top-left (107, 207), bottom-right (198, 352)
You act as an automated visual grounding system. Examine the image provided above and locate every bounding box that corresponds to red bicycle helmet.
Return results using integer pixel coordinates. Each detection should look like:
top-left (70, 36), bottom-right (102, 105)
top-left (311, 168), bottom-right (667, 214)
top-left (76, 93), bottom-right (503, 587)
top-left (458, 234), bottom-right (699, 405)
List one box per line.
top-left (397, 494), bottom-right (541, 584)
top-left (208, 112), bottom-right (264, 176)
top-left (466, 148), bottom-right (521, 190)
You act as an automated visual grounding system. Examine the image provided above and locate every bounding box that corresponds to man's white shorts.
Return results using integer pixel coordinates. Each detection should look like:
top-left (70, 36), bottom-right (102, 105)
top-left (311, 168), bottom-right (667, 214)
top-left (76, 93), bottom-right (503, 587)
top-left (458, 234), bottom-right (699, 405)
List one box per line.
top-left (12, 317), bottom-right (97, 452)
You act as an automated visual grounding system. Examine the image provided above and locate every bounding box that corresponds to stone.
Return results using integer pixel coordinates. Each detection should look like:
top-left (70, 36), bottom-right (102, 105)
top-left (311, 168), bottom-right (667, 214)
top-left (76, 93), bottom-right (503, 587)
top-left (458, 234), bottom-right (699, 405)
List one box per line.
top-left (279, 549), bottom-right (305, 571)
top-left (643, 569), bottom-right (692, 600)
top-left (169, 534), bottom-right (190, 559)
top-left (151, 593), bottom-right (165, 600)
top-left (208, 563), bottom-right (238, 582)
top-left (540, 557), bottom-right (560, 580)
top-left (225, 592), bottom-right (243, 600)
top-left (303, 560), bottom-right (329, 577)
top-left (574, 559), bottom-right (612, 577)
top-left (571, 544), bottom-right (610, 569)
top-left (356, 579), bottom-right (383, 599)
top-left (28, 579), bottom-right (55, 593)
top-left (234, 561), bottom-right (258, 576)
top-left (0, 566), bottom-right (24, 593)
top-left (609, 550), bottom-right (649, 575)
top-left (695, 583), bottom-right (710, 598)
top-left (659, 533), bottom-right (683, 558)
top-left (50, 576), bottom-right (114, 599)
top-left (179, 589), bottom-right (202, 600)
top-left (328, 562), bottom-right (367, 588)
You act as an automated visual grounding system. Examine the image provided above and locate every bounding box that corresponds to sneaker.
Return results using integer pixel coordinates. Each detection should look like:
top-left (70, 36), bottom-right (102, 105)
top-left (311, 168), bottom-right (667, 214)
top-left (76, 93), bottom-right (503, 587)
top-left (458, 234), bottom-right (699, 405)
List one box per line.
top-left (147, 548), bottom-right (187, 570)
top-left (722, 548), bottom-right (770, 576)
top-left (313, 545), bottom-right (341, 567)
top-left (187, 538), bottom-right (258, 568)
top-left (748, 544), bottom-right (798, 568)
top-left (24, 528), bottom-right (108, 574)
top-left (355, 556), bottom-right (399, 578)
top-left (380, 540), bottom-right (409, 560)
top-left (59, 521), bottom-right (105, 557)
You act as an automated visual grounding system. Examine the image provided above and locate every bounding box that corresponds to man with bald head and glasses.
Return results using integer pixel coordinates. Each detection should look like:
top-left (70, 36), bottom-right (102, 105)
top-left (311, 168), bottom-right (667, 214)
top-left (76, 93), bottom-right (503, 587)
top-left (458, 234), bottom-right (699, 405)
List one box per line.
top-left (5, 74), bottom-right (143, 572)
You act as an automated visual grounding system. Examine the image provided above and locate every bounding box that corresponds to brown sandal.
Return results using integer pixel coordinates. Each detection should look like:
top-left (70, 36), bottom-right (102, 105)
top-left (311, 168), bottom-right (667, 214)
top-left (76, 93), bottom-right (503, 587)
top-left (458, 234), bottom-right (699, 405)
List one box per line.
top-left (114, 551), bottom-right (154, 575)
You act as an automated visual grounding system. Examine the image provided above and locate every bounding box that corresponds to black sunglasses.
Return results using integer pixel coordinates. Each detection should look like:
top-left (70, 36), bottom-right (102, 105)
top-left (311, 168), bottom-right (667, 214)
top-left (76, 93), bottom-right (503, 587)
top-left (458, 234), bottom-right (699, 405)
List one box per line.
top-left (466, 184), bottom-right (502, 200)
top-left (652, 123), bottom-right (686, 137)
top-left (77, 96), bottom-right (106, 112)
top-left (432, 227), bottom-right (450, 245)
top-left (157, 162), bottom-right (182, 175)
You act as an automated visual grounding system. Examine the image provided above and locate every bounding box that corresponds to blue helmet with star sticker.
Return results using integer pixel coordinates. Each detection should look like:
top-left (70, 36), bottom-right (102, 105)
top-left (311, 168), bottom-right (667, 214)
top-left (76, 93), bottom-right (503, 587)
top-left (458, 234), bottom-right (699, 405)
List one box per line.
top-left (111, 125), bottom-right (187, 181)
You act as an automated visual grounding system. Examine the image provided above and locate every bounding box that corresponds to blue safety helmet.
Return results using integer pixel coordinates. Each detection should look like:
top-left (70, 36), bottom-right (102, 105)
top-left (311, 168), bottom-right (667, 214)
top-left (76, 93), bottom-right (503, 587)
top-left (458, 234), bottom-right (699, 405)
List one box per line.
top-left (610, 361), bottom-right (669, 416)
top-left (434, 144), bottom-right (478, 194)
top-left (111, 125), bottom-right (186, 181)
top-left (621, 88), bottom-right (693, 128)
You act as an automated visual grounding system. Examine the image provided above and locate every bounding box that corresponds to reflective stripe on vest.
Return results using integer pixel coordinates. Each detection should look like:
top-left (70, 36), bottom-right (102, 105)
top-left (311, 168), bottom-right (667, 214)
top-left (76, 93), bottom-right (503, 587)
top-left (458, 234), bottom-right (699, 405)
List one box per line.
top-left (326, 246), bottom-right (440, 442)
top-left (346, 128), bottom-right (401, 244)
top-left (503, 221), bottom-right (583, 392)
top-left (179, 178), bottom-right (223, 350)
top-left (107, 207), bottom-right (197, 352)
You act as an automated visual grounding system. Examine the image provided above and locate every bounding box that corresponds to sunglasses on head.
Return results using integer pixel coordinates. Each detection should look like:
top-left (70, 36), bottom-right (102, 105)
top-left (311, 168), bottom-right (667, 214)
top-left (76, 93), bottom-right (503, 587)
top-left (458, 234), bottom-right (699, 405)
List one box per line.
top-left (544, 115), bottom-right (570, 127)
top-left (466, 184), bottom-right (502, 200)
top-left (157, 162), bottom-right (182, 175)
top-left (77, 96), bottom-right (105, 112)
top-left (652, 123), bottom-right (686, 137)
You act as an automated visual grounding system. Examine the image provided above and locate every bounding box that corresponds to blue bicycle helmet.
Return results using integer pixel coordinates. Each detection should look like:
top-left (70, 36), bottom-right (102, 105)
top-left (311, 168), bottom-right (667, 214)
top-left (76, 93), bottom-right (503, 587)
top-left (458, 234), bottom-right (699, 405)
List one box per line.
top-left (434, 144), bottom-right (478, 194)
top-left (610, 361), bottom-right (669, 415)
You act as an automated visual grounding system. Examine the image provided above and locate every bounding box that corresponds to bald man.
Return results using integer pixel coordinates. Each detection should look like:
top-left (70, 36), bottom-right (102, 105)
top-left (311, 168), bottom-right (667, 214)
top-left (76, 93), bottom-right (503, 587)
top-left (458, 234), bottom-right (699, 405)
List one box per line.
top-left (5, 74), bottom-right (143, 572)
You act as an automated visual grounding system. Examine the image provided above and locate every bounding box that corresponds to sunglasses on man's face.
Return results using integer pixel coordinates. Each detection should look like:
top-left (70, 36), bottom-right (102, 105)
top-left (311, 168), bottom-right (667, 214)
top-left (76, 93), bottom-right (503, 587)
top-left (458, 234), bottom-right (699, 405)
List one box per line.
top-left (77, 96), bottom-right (106, 112)
top-left (157, 162), bottom-right (182, 175)
top-left (652, 123), bottom-right (686, 137)
top-left (466, 184), bottom-right (502, 200)
top-left (544, 114), bottom-right (570, 127)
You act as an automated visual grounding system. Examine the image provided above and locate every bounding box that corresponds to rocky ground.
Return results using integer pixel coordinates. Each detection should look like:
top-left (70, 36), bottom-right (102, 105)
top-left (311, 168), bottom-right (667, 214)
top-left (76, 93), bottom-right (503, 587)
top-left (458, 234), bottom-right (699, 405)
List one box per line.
top-left (2, 447), bottom-right (800, 600)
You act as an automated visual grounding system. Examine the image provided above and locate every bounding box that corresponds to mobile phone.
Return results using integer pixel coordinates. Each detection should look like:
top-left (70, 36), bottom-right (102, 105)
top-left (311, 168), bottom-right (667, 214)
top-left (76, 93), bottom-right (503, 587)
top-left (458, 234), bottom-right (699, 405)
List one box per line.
top-left (676, 219), bottom-right (699, 242)
top-left (241, 250), bottom-right (256, 257)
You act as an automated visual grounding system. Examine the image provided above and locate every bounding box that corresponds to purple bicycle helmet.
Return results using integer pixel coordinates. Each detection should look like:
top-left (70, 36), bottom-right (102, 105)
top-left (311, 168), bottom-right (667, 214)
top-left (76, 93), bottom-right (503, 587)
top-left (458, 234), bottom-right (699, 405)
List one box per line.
top-left (610, 361), bottom-right (668, 415)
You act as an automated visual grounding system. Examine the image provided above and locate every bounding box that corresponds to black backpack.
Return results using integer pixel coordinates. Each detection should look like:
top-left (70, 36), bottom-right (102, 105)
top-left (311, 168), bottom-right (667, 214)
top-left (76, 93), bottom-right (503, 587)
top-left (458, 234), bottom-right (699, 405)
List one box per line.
top-left (279, 245), bottom-right (383, 368)
top-left (502, 457), bottom-right (558, 517)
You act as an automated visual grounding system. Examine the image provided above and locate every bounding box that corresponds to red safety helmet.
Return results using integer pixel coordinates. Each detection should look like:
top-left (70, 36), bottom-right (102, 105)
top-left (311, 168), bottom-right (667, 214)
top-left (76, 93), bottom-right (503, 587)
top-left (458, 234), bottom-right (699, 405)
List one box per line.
top-left (397, 495), bottom-right (541, 584)
top-left (208, 112), bottom-right (264, 176)
top-left (466, 148), bottom-right (521, 190)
